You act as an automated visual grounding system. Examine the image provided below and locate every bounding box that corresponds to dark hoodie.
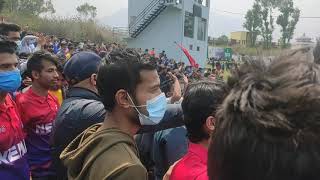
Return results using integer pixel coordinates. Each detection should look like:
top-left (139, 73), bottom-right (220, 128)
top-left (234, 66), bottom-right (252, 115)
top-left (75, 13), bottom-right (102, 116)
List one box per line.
top-left (60, 124), bottom-right (148, 180)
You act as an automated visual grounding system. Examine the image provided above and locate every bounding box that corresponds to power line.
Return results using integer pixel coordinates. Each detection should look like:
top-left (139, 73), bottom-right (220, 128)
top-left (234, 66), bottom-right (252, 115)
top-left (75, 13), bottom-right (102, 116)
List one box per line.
top-left (214, 9), bottom-right (320, 19)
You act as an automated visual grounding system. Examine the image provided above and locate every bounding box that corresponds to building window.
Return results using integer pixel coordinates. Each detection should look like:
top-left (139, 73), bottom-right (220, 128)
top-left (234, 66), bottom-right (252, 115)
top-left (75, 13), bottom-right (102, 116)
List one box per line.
top-left (197, 46), bottom-right (200, 51)
top-left (184, 12), bottom-right (194, 38)
top-left (189, 45), bottom-right (193, 50)
top-left (197, 18), bottom-right (206, 41)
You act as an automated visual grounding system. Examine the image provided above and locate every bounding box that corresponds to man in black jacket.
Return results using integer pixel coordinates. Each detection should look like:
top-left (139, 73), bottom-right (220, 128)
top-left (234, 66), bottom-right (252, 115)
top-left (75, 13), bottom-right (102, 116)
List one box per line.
top-left (51, 51), bottom-right (184, 180)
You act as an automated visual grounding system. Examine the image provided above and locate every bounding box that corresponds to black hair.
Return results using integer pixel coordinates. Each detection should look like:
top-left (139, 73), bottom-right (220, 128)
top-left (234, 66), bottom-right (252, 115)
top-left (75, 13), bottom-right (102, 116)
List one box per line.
top-left (97, 48), bottom-right (156, 111)
top-left (0, 23), bottom-right (21, 36)
top-left (0, 40), bottom-right (17, 54)
top-left (208, 52), bottom-right (320, 180)
top-left (182, 81), bottom-right (226, 143)
top-left (27, 51), bottom-right (59, 79)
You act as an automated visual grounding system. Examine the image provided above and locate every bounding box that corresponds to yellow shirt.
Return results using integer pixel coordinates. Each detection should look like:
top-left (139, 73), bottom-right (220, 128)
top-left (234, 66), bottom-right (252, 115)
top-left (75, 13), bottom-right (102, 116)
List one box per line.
top-left (66, 53), bottom-right (71, 60)
top-left (49, 89), bottom-right (63, 105)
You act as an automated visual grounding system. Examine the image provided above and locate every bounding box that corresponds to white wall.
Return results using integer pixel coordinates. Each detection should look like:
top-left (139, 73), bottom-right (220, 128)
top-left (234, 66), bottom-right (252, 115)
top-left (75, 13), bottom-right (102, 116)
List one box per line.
top-left (128, 0), bottom-right (210, 67)
top-left (129, 0), bottom-right (154, 17)
top-left (128, 6), bottom-right (185, 62)
top-left (181, 0), bottom-right (210, 67)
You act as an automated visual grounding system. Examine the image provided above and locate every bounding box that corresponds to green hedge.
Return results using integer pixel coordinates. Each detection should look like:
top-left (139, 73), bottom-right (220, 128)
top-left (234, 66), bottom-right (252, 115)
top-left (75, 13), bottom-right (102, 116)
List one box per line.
top-left (2, 13), bottom-right (114, 43)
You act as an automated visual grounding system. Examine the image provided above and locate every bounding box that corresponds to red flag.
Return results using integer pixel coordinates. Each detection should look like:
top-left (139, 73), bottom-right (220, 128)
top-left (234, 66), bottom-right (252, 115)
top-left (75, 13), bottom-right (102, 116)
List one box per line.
top-left (176, 43), bottom-right (199, 68)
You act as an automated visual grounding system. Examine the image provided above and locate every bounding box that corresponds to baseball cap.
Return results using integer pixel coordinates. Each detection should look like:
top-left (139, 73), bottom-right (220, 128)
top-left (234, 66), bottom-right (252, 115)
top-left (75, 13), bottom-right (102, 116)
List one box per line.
top-left (63, 51), bottom-right (102, 84)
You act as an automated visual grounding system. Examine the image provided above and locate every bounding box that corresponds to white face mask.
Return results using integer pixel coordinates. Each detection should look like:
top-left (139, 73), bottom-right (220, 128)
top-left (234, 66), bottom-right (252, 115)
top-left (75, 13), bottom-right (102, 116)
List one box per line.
top-left (127, 93), bottom-right (167, 125)
top-left (15, 40), bottom-right (22, 52)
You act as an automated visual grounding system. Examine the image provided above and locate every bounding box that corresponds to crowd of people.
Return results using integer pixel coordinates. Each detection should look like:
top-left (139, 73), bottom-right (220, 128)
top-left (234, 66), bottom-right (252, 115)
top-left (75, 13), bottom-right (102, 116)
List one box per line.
top-left (0, 21), bottom-right (320, 180)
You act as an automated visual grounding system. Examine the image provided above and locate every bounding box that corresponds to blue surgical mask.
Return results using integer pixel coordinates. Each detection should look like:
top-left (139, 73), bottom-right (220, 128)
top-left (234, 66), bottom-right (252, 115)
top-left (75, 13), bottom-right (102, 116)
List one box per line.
top-left (0, 69), bottom-right (22, 92)
top-left (128, 93), bottom-right (167, 125)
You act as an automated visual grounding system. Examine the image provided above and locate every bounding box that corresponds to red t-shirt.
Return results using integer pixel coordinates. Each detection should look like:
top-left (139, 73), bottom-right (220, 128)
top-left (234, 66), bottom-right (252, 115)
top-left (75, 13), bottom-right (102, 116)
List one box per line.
top-left (150, 50), bottom-right (156, 57)
top-left (16, 88), bottom-right (59, 177)
top-left (170, 143), bottom-right (209, 180)
top-left (0, 95), bottom-right (25, 151)
top-left (0, 94), bottom-right (29, 180)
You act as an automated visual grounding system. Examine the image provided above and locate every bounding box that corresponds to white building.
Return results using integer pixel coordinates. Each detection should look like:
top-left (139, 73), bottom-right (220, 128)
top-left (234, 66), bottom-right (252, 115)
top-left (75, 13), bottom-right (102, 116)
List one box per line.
top-left (127, 0), bottom-right (210, 67)
top-left (292, 33), bottom-right (315, 49)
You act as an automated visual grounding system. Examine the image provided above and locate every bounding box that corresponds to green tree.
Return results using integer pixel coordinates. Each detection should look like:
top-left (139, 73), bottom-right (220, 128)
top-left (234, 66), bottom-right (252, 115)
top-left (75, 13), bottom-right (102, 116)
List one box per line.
top-left (215, 35), bottom-right (229, 46)
top-left (276, 0), bottom-right (300, 48)
top-left (4, 0), bottom-right (55, 16)
top-left (0, 0), bottom-right (5, 13)
top-left (243, 2), bottom-right (262, 47)
top-left (256, 0), bottom-right (278, 49)
top-left (76, 3), bottom-right (97, 20)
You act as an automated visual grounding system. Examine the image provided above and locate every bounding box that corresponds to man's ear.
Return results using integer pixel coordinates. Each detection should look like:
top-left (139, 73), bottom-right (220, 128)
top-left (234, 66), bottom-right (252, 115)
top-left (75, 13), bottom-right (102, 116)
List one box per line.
top-left (31, 70), bottom-right (40, 80)
top-left (115, 89), bottom-right (131, 109)
top-left (90, 73), bottom-right (97, 86)
top-left (205, 116), bottom-right (215, 131)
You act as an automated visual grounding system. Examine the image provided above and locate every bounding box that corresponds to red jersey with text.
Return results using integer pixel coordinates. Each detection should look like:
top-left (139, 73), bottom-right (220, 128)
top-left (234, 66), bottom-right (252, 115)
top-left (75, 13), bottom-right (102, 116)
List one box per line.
top-left (0, 94), bottom-right (29, 180)
top-left (16, 88), bottom-right (59, 178)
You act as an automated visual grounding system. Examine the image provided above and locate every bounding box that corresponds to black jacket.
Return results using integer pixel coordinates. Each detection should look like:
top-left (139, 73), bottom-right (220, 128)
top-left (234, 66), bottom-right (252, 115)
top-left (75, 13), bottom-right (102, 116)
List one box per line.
top-left (51, 87), bottom-right (184, 180)
top-left (51, 87), bottom-right (105, 180)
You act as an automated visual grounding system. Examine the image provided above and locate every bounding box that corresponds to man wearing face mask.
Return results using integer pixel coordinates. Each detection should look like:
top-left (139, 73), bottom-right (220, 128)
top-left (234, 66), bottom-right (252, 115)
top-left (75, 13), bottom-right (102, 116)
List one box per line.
top-left (0, 23), bottom-right (21, 52)
top-left (0, 40), bottom-right (29, 179)
top-left (60, 49), bottom-right (167, 179)
top-left (0, 23), bottom-right (21, 42)
top-left (52, 50), bottom-right (184, 180)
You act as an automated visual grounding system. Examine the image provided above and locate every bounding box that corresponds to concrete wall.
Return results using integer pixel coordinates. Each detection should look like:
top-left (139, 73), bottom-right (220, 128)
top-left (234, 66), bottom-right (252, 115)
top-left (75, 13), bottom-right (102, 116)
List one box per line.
top-left (129, 0), bottom-right (154, 25)
top-left (128, 0), bottom-right (210, 67)
top-left (129, 0), bottom-right (153, 17)
top-left (128, 6), bottom-right (185, 62)
top-left (181, 0), bottom-right (210, 67)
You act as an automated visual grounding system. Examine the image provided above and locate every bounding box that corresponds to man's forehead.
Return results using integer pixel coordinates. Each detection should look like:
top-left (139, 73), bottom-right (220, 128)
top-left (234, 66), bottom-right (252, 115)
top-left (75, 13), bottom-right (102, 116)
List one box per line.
top-left (0, 53), bottom-right (18, 64)
top-left (140, 70), bottom-right (160, 84)
top-left (140, 69), bottom-right (158, 78)
top-left (8, 31), bottom-right (20, 37)
top-left (42, 59), bottom-right (57, 68)
top-left (7, 31), bottom-right (20, 41)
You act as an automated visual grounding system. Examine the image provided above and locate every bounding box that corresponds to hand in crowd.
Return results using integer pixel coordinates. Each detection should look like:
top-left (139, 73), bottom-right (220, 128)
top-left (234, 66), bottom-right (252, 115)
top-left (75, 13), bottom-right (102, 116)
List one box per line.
top-left (22, 76), bottom-right (32, 87)
top-left (182, 73), bottom-right (188, 85)
top-left (37, 34), bottom-right (47, 47)
top-left (167, 72), bottom-right (178, 82)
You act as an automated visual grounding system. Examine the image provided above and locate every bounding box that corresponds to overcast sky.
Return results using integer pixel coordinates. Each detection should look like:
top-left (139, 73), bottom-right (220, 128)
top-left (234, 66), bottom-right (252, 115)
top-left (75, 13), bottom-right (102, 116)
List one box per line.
top-left (52, 0), bottom-right (320, 40)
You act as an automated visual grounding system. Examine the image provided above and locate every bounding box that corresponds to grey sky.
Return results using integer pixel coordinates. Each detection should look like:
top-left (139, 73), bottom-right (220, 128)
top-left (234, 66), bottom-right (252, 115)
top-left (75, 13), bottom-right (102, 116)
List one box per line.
top-left (52, 0), bottom-right (320, 40)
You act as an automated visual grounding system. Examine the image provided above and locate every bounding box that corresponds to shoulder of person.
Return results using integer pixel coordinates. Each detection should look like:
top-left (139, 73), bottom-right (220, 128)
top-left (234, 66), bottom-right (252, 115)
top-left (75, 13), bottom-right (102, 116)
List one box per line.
top-left (87, 147), bottom-right (147, 180)
top-left (48, 92), bottom-right (59, 104)
top-left (57, 98), bottom-right (106, 125)
top-left (14, 91), bottom-right (27, 104)
top-left (62, 98), bottom-right (104, 113)
top-left (105, 163), bottom-right (147, 180)
top-left (75, 99), bottom-right (106, 118)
